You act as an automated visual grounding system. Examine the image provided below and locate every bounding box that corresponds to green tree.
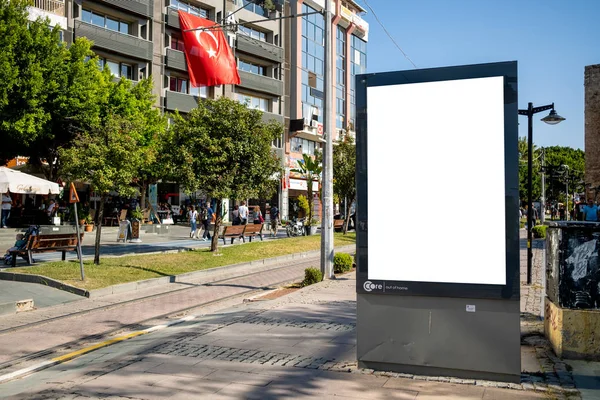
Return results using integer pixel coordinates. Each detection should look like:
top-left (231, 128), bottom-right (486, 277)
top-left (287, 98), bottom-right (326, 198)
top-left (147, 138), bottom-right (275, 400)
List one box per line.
top-left (292, 154), bottom-right (322, 227)
top-left (518, 137), bottom-right (541, 204)
top-left (543, 146), bottom-right (585, 204)
top-left (60, 76), bottom-right (157, 264)
top-left (169, 97), bottom-right (282, 251)
top-left (0, 1), bottom-right (103, 180)
top-left (0, 0), bottom-right (61, 165)
top-left (125, 78), bottom-right (169, 209)
top-left (332, 134), bottom-right (356, 234)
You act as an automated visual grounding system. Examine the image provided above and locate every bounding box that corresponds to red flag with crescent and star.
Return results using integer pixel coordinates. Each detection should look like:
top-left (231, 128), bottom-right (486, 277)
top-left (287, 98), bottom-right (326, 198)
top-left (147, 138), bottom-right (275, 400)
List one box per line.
top-left (178, 11), bottom-right (240, 87)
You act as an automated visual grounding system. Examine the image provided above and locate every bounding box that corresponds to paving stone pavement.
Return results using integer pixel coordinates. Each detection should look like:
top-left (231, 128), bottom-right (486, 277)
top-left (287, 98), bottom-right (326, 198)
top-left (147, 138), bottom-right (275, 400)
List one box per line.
top-left (0, 229), bottom-right (593, 399)
top-left (1, 273), bottom-right (553, 400)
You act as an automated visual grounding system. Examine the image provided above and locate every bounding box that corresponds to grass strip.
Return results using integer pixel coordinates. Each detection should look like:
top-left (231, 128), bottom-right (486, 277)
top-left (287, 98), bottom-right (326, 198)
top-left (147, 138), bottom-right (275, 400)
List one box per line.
top-left (9, 232), bottom-right (356, 290)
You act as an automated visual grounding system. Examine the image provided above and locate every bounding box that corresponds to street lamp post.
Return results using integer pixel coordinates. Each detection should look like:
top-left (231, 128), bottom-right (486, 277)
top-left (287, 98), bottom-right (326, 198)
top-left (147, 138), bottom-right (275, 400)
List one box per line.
top-left (518, 103), bottom-right (565, 284)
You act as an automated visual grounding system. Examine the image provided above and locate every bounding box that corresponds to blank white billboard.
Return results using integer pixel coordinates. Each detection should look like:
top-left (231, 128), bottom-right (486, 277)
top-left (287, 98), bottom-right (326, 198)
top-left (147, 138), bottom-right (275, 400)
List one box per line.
top-left (367, 76), bottom-right (506, 285)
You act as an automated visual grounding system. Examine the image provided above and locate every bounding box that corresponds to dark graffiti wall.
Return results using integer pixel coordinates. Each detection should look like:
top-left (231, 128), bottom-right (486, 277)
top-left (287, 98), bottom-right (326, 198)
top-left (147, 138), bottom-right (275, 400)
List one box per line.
top-left (547, 222), bottom-right (600, 309)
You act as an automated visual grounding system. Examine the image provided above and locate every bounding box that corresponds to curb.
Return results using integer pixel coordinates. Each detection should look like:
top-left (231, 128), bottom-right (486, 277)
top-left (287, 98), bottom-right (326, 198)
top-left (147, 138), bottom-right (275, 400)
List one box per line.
top-left (0, 245), bottom-right (355, 299)
top-left (0, 315), bottom-right (197, 384)
top-left (0, 272), bottom-right (89, 297)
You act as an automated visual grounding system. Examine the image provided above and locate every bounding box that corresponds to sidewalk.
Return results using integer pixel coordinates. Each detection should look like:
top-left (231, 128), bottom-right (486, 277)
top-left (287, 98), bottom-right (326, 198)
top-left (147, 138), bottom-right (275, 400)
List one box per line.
top-left (0, 229), bottom-right (596, 398)
top-left (2, 272), bottom-right (553, 400)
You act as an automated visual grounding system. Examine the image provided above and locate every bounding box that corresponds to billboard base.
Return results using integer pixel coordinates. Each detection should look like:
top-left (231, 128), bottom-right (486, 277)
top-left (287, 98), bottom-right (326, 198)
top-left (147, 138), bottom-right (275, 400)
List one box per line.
top-left (357, 294), bottom-right (521, 384)
top-left (357, 360), bottom-right (520, 384)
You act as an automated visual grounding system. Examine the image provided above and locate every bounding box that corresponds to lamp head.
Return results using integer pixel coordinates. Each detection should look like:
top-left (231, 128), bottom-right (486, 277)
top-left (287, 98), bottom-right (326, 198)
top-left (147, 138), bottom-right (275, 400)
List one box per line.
top-left (541, 109), bottom-right (566, 125)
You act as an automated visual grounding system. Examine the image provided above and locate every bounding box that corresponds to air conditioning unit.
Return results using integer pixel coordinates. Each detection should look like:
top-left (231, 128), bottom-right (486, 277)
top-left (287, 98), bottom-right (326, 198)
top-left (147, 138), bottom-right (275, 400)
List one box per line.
top-left (310, 120), bottom-right (320, 128)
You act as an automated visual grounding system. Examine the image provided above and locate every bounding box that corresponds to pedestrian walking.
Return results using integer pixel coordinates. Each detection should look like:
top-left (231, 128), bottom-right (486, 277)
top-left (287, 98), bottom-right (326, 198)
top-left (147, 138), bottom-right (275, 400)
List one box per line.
top-left (201, 204), bottom-right (213, 241)
top-left (239, 201), bottom-right (248, 225)
top-left (232, 205), bottom-right (241, 225)
top-left (1, 191), bottom-right (12, 228)
top-left (270, 205), bottom-right (279, 237)
top-left (253, 206), bottom-right (264, 225)
top-left (582, 199), bottom-right (599, 222)
top-left (188, 206), bottom-right (198, 238)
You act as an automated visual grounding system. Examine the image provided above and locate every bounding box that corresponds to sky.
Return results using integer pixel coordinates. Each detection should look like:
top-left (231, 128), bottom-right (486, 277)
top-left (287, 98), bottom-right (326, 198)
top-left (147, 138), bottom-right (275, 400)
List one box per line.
top-left (357, 0), bottom-right (599, 150)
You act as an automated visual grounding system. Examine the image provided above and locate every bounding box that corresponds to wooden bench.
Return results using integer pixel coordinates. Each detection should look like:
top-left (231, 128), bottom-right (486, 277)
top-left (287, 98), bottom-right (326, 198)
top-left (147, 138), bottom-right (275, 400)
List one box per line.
top-left (334, 219), bottom-right (344, 232)
top-left (9, 233), bottom-right (83, 267)
top-left (244, 223), bottom-right (264, 242)
top-left (220, 225), bottom-right (246, 245)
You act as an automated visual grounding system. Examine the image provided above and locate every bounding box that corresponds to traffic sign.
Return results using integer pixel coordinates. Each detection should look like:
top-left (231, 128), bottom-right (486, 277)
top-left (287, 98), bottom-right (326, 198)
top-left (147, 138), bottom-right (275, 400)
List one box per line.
top-left (69, 183), bottom-right (80, 203)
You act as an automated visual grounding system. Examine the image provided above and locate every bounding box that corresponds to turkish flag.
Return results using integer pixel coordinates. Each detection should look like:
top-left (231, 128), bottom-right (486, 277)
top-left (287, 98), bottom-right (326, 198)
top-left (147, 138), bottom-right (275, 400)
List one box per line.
top-left (178, 11), bottom-right (240, 87)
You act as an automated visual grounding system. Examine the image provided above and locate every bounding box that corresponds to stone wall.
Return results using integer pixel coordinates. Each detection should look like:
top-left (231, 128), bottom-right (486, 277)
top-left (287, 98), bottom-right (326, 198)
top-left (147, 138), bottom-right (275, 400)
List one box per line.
top-left (585, 64), bottom-right (600, 199)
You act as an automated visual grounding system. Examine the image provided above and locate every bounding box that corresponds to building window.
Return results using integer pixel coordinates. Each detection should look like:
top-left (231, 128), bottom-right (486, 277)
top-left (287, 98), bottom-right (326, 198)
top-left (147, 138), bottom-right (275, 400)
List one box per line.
top-left (121, 64), bottom-right (133, 80)
top-left (169, 0), bottom-right (208, 18)
top-left (189, 85), bottom-right (208, 98)
top-left (301, 3), bottom-right (325, 124)
top-left (82, 9), bottom-right (131, 35)
top-left (169, 76), bottom-right (188, 93)
top-left (170, 36), bottom-right (185, 51)
top-left (106, 60), bottom-right (120, 77)
top-left (350, 35), bottom-right (367, 128)
top-left (237, 0), bottom-right (268, 17)
top-left (98, 59), bottom-right (136, 80)
top-left (238, 60), bottom-right (266, 76)
top-left (291, 137), bottom-right (318, 156)
top-left (238, 25), bottom-right (267, 42)
top-left (336, 25), bottom-right (346, 130)
top-left (237, 93), bottom-right (268, 111)
top-left (170, 76), bottom-right (208, 97)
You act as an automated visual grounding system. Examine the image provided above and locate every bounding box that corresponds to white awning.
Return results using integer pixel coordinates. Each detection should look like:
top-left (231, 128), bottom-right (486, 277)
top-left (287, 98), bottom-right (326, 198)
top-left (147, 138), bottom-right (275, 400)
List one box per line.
top-left (0, 167), bottom-right (60, 194)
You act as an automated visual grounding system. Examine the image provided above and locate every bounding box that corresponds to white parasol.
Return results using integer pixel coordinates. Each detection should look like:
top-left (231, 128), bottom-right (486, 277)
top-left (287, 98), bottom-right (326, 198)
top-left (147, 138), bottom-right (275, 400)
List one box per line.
top-left (0, 166), bottom-right (60, 194)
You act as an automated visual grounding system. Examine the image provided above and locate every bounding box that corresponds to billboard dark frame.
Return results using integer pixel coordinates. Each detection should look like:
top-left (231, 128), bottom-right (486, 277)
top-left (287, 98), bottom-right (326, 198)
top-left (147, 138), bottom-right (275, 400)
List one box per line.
top-left (355, 61), bottom-right (519, 300)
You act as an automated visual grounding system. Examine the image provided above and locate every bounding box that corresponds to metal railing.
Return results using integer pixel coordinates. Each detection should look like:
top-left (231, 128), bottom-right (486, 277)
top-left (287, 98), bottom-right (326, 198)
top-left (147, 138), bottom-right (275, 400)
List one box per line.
top-left (31, 0), bottom-right (65, 17)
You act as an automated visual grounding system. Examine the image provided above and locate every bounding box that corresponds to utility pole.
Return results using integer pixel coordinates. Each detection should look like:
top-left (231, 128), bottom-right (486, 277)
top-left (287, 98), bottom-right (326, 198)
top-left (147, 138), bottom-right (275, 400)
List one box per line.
top-left (320, 0), bottom-right (334, 279)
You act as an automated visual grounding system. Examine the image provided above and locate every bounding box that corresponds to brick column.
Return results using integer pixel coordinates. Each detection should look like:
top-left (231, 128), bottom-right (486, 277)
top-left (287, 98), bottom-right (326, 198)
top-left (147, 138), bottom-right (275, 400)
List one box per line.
top-left (585, 65), bottom-right (600, 199)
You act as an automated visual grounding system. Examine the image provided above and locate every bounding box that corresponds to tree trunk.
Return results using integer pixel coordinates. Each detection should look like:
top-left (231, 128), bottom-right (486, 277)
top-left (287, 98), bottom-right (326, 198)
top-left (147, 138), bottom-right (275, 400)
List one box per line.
top-left (210, 198), bottom-right (222, 252)
top-left (94, 195), bottom-right (106, 265)
top-left (140, 184), bottom-right (147, 209)
top-left (343, 200), bottom-right (349, 235)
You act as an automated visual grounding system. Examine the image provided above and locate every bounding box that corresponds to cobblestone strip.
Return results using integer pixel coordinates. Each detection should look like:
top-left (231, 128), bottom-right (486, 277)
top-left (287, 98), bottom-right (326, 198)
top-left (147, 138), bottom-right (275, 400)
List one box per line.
top-left (237, 315), bottom-right (355, 331)
top-left (149, 342), bottom-right (331, 369)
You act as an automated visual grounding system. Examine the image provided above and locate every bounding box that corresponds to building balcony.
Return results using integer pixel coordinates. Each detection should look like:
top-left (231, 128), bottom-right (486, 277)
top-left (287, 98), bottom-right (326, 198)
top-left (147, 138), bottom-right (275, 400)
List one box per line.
top-left (238, 71), bottom-right (283, 97)
top-left (165, 8), bottom-right (184, 29)
top-left (165, 48), bottom-right (187, 72)
top-left (28, 0), bottom-right (67, 30)
top-left (164, 91), bottom-right (199, 113)
top-left (98, 0), bottom-right (153, 18)
top-left (261, 111), bottom-right (284, 125)
top-left (236, 35), bottom-right (283, 63)
top-left (75, 20), bottom-right (153, 61)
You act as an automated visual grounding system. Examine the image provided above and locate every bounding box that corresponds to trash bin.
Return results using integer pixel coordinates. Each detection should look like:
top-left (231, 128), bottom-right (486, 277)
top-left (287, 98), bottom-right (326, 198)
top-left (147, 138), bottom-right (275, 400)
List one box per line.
top-left (546, 221), bottom-right (600, 310)
top-left (545, 221), bottom-right (600, 360)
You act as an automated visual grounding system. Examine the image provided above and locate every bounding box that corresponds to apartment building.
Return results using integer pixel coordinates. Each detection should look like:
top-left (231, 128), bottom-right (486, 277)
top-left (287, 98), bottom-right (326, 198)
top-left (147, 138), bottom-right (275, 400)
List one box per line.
top-left (284, 0), bottom-right (368, 220)
top-left (27, 0), bottom-right (367, 219)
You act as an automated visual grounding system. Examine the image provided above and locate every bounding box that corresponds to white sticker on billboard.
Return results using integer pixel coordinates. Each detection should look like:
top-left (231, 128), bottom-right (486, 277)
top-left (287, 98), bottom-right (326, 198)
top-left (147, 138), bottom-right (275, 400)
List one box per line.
top-left (367, 76), bottom-right (506, 285)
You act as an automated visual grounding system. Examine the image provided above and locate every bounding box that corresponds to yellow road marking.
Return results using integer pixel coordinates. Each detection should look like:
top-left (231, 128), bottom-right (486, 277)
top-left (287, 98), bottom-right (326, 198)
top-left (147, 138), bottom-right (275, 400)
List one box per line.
top-left (51, 331), bottom-right (147, 363)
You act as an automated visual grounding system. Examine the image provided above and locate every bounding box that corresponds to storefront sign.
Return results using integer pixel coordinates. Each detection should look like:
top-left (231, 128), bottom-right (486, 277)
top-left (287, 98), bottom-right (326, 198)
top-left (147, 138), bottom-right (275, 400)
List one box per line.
top-left (340, 5), bottom-right (353, 22)
top-left (287, 156), bottom-right (305, 179)
top-left (289, 178), bottom-right (319, 192)
top-left (316, 122), bottom-right (323, 135)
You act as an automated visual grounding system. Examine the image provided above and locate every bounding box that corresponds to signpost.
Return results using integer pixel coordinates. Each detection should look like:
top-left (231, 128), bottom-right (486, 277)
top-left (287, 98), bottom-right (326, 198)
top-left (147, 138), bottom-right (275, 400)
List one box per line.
top-left (69, 183), bottom-right (85, 281)
top-left (355, 62), bottom-right (520, 382)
